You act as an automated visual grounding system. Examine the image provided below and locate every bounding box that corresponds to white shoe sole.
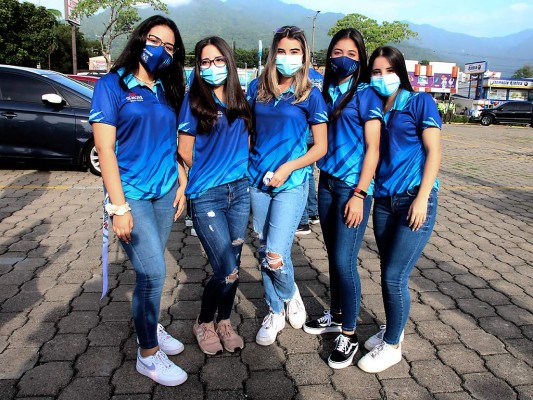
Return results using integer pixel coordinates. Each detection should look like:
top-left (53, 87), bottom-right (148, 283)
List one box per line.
top-left (357, 354), bottom-right (402, 373)
top-left (303, 324), bottom-right (343, 335)
top-left (136, 361), bottom-right (188, 386)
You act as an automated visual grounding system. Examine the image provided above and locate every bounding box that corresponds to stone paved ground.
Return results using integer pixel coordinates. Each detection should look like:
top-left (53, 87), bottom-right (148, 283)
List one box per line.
top-left (0, 123), bottom-right (532, 400)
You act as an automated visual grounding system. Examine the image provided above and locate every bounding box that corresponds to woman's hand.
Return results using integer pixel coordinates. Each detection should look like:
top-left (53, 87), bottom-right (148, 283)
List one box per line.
top-left (407, 195), bottom-right (428, 231)
top-left (112, 213), bottom-right (134, 244)
top-left (267, 163), bottom-right (294, 188)
top-left (173, 186), bottom-right (187, 221)
top-left (344, 196), bottom-right (364, 228)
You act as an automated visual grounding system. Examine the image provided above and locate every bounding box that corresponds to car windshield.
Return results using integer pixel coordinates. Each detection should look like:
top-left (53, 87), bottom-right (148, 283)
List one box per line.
top-left (45, 73), bottom-right (94, 98)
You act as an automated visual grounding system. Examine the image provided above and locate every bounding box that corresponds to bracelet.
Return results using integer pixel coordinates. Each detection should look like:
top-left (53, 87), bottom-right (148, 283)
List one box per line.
top-left (105, 202), bottom-right (131, 216)
top-left (353, 187), bottom-right (368, 198)
top-left (353, 193), bottom-right (365, 199)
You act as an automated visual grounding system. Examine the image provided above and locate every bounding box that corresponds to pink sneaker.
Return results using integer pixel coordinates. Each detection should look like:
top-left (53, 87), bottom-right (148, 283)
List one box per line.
top-left (216, 320), bottom-right (244, 352)
top-left (193, 320), bottom-right (223, 355)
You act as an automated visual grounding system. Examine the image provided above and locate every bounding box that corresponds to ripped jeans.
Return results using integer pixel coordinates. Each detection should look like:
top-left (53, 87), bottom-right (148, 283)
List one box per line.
top-left (191, 178), bottom-right (250, 323)
top-left (250, 183), bottom-right (308, 314)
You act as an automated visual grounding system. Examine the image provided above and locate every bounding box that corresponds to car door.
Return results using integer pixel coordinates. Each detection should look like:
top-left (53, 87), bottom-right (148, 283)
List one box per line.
top-left (0, 71), bottom-right (78, 161)
top-left (494, 103), bottom-right (517, 123)
top-left (513, 102), bottom-right (531, 124)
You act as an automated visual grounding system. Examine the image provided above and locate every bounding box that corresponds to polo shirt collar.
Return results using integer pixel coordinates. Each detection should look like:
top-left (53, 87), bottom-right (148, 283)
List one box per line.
top-left (118, 67), bottom-right (163, 93)
top-left (328, 78), bottom-right (352, 103)
top-left (274, 84), bottom-right (295, 106)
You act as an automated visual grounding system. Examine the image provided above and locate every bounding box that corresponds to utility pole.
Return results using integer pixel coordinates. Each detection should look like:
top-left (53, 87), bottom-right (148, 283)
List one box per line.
top-left (311, 10), bottom-right (320, 65)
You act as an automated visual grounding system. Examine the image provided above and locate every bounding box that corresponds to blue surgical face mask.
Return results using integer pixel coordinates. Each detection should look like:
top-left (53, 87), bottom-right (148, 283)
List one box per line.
top-left (371, 73), bottom-right (401, 97)
top-left (140, 44), bottom-right (173, 73)
top-left (330, 56), bottom-right (360, 79)
top-left (200, 65), bottom-right (228, 86)
top-left (275, 54), bottom-right (303, 77)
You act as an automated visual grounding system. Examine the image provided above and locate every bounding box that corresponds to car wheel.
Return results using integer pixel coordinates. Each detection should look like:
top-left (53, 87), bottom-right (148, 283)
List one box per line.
top-left (84, 141), bottom-right (101, 176)
top-left (480, 115), bottom-right (493, 126)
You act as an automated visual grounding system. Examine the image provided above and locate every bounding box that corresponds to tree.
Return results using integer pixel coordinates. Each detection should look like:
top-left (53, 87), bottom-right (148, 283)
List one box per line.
top-left (72, 0), bottom-right (168, 71)
top-left (0, 0), bottom-right (58, 67)
top-left (328, 14), bottom-right (417, 54)
top-left (512, 64), bottom-right (533, 78)
top-left (48, 24), bottom-right (100, 73)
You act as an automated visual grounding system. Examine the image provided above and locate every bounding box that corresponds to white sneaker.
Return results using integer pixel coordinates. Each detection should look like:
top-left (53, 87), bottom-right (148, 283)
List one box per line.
top-left (357, 342), bottom-right (402, 373)
top-left (256, 310), bottom-right (286, 346)
top-left (136, 349), bottom-right (188, 386)
top-left (190, 227), bottom-right (198, 237)
top-left (364, 325), bottom-right (404, 351)
top-left (157, 323), bottom-right (185, 355)
top-left (286, 285), bottom-right (306, 329)
top-left (137, 324), bottom-right (185, 356)
top-left (185, 216), bottom-right (193, 227)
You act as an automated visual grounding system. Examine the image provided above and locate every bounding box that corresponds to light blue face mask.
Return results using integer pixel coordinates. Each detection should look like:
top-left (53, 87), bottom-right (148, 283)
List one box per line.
top-left (371, 73), bottom-right (401, 97)
top-left (200, 65), bottom-right (228, 86)
top-left (275, 55), bottom-right (303, 77)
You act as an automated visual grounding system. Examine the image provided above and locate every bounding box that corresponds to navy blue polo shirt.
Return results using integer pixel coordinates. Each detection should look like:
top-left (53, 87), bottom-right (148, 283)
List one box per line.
top-left (89, 69), bottom-right (179, 200)
top-left (178, 93), bottom-right (249, 199)
top-left (247, 79), bottom-right (328, 192)
top-left (317, 81), bottom-right (383, 194)
top-left (374, 89), bottom-right (441, 198)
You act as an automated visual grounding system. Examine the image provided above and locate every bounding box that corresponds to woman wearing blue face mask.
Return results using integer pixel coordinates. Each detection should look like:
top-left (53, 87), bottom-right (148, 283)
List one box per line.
top-left (90, 16), bottom-right (188, 386)
top-left (302, 28), bottom-right (382, 370)
top-left (247, 26), bottom-right (328, 346)
top-left (357, 46), bottom-right (442, 373)
top-left (178, 36), bottom-right (252, 355)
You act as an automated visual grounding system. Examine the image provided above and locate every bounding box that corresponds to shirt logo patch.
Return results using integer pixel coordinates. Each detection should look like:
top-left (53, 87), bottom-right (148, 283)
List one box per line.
top-left (126, 92), bottom-right (144, 102)
top-left (217, 110), bottom-right (223, 119)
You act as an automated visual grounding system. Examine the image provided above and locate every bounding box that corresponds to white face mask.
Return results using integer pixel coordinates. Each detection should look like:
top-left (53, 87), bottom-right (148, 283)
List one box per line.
top-left (371, 73), bottom-right (401, 97)
top-left (275, 54), bottom-right (303, 77)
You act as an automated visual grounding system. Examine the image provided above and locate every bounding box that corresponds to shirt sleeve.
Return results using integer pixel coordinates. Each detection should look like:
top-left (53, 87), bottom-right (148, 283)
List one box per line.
top-left (358, 84), bottom-right (384, 123)
top-left (306, 87), bottom-right (329, 125)
top-left (416, 93), bottom-right (442, 131)
top-left (177, 93), bottom-right (198, 136)
top-left (246, 79), bottom-right (258, 105)
top-left (89, 75), bottom-right (120, 126)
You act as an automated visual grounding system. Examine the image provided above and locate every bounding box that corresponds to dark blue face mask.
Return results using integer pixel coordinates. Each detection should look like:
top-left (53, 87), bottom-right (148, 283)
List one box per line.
top-left (140, 44), bottom-right (173, 73)
top-left (330, 56), bottom-right (360, 79)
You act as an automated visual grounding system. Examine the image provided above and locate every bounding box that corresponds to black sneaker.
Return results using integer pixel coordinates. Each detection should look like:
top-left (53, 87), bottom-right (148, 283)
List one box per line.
top-left (295, 223), bottom-right (311, 235)
top-left (328, 333), bottom-right (359, 369)
top-left (309, 215), bottom-right (320, 225)
top-left (303, 310), bottom-right (342, 334)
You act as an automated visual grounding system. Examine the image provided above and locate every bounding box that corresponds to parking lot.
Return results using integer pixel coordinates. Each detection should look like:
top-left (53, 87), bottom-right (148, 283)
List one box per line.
top-left (0, 123), bottom-right (532, 399)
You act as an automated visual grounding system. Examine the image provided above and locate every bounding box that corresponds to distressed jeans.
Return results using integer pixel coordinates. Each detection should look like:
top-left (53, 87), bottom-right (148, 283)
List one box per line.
top-left (191, 178), bottom-right (250, 323)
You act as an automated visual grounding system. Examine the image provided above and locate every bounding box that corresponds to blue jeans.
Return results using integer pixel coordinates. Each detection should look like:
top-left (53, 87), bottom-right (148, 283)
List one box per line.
top-left (300, 166), bottom-right (319, 225)
top-left (120, 181), bottom-right (178, 349)
top-left (250, 183), bottom-right (308, 314)
top-left (373, 187), bottom-right (438, 344)
top-left (191, 178), bottom-right (250, 323)
top-left (317, 172), bottom-right (372, 332)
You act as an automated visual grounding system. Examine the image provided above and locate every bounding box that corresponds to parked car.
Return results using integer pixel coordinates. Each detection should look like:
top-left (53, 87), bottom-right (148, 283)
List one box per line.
top-left (0, 64), bottom-right (100, 175)
top-left (68, 74), bottom-right (100, 87)
top-left (479, 101), bottom-right (533, 127)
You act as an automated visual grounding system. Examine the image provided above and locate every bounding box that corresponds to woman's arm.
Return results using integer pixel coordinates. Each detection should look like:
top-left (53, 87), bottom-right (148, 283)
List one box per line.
top-left (178, 133), bottom-right (195, 168)
top-left (408, 127), bottom-right (442, 231)
top-left (93, 122), bottom-right (133, 244)
top-left (267, 122), bottom-right (327, 188)
top-left (344, 119), bottom-right (381, 227)
top-left (173, 154), bottom-right (188, 221)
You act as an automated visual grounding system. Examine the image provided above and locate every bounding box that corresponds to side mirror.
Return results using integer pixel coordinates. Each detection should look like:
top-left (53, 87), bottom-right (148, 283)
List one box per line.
top-left (42, 93), bottom-right (64, 105)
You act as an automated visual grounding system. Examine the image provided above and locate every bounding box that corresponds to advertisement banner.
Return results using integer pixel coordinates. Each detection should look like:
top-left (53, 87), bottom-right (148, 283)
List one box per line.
top-left (464, 61), bottom-right (487, 74)
top-left (65, 0), bottom-right (80, 26)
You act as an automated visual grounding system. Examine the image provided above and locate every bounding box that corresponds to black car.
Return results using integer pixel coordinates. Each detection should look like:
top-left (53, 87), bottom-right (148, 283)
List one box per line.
top-left (0, 64), bottom-right (100, 175)
top-left (479, 101), bottom-right (533, 127)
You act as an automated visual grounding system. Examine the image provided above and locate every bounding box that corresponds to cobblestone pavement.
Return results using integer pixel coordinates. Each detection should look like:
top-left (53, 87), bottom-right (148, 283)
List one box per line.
top-left (0, 124), bottom-right (532, 400)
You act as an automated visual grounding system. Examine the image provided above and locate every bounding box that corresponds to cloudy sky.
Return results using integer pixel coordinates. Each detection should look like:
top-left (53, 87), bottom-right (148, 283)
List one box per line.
top-left (26, 0), bottom-right (532, 38)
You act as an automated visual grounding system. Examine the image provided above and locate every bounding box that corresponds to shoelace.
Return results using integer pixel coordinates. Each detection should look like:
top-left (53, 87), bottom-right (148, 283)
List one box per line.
top-left (157, 324), bottom-right (172, 344)
top-left (153, 350), bottom-right (173, 369)
top-left (334, 334), bottom-right (352, 354)
top-left (370, 341), bottom-right (387, 358)
top-left (199, 323), bottom-right (218, 339)
top-left (317, 310), bottom-right (333, 326)
top-left (218, 322), bottom-right (235, 337)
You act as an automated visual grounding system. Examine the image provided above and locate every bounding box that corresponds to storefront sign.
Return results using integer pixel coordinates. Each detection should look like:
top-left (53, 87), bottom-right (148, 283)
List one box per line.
top-left (464, 61), bottom-right (487, 74)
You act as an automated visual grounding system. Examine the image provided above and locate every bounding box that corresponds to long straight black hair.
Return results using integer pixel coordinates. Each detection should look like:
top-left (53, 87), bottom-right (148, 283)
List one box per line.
top-left (322, 28), bottom-right (369, 120)
top-left (189, 36), bottom-right (252, 134)
top-left (368, 46), bottom-right (414, 92)
top-left (111, 15), bottom-right (186, 113)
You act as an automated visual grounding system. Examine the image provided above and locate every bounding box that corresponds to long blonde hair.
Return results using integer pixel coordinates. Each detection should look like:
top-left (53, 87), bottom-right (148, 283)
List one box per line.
top-left (257, 26), bottom-right (312, 104)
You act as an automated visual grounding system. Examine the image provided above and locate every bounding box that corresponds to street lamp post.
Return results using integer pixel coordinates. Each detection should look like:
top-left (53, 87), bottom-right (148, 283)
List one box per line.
top-left (311, 10), bottom-right (320, 65)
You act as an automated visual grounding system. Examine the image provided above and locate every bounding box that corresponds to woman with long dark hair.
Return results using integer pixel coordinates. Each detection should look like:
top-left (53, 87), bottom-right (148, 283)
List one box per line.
top-left (178, 36), bottom-right (252, 355)
top-left (358, 46), bottom-right (441, 373)
top-left (247, 26), bottom-right (328, 346)
top-left (302, 28), bottom-right (382, 369)
top-left (90, 15), bottom-right (188, 386)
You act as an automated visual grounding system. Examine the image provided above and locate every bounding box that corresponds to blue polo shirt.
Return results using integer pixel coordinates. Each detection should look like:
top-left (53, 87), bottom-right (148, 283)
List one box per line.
top-left (89, 69), bottom-right (178, 200)
top-left (374, 89), bottom-right (441, 198)
top-left (317, 81), bottom-right (383, 193)
top-left (178, 93), bottom-right (249, 199)
top-left (247, 79), bottom-right (328, 192)
top-left (308, 68), bottom-right (324, 91)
